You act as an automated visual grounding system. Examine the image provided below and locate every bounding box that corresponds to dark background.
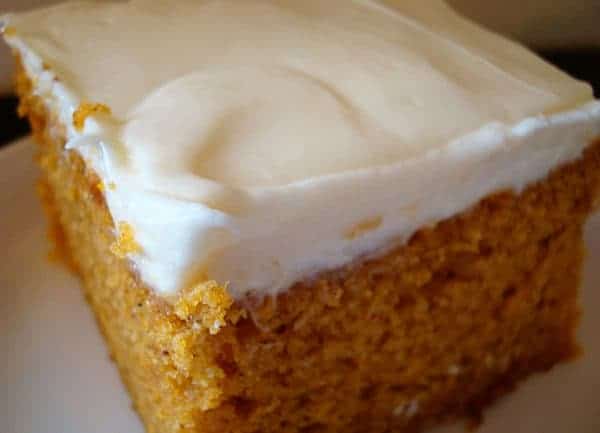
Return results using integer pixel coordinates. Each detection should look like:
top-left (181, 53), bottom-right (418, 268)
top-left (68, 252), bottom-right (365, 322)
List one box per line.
top-left (0, 50), bottom-right (598, 148)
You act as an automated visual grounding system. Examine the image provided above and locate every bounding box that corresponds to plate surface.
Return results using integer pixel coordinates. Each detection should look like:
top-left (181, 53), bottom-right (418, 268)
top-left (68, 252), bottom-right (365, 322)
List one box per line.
top-left (1, 137), bottom-right (599, 433)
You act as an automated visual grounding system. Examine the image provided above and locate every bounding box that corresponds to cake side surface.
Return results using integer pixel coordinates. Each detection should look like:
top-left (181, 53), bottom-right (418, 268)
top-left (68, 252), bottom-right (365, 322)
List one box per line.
top-left (16, 60), bottom-right (600, 432)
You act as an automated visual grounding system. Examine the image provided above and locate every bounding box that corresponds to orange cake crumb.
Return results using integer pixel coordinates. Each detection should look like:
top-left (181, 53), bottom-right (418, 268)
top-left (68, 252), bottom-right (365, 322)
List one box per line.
top-left (175, 281), bottom-right (234, 335)
top-left (72, 102), bottom-right (111, 131)
top-left (345, 216), bottom-right (383, 239)
top-left (110, 221), bottom-right (141, 258)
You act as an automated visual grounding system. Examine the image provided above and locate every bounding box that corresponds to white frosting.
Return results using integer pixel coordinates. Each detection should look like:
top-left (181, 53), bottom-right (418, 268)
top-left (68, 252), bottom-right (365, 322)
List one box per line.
top-left (2, 0), bottom-right (599, 299)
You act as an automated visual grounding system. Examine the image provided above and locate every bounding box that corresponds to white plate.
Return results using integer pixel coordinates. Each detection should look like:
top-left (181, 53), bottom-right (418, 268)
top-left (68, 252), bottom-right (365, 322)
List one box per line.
top-left (1, 137), bottom-right (599, 433)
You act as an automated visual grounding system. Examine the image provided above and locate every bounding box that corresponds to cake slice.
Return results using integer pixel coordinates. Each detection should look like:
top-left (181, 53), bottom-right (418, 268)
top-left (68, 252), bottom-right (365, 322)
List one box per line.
top-left (3, 1), bottom-right (600, 432)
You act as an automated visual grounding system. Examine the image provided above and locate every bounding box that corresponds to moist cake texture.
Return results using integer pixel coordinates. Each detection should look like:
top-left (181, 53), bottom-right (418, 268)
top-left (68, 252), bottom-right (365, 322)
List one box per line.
top-left (3, 1), bottom-right (600, 432)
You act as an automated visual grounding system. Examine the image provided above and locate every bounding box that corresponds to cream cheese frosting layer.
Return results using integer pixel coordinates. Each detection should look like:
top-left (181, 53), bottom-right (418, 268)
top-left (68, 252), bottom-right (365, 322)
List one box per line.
top-left (2, 0), bottom-right (599, 298)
